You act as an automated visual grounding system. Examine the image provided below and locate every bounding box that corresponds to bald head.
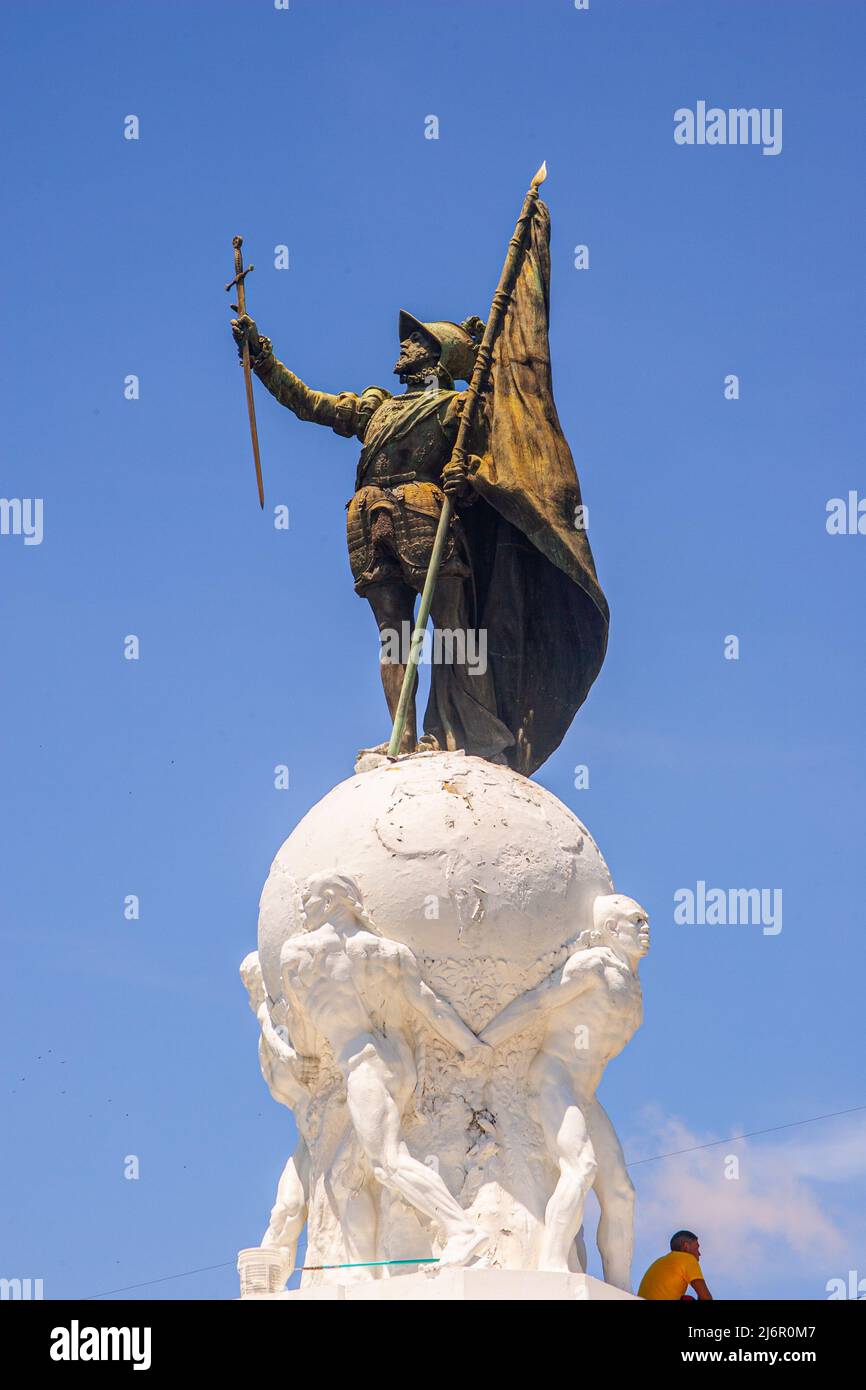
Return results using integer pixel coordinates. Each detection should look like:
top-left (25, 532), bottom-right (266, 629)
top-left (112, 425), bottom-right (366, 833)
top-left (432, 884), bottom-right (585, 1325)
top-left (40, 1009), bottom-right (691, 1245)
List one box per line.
top-left (592, 893), bottom-right (650, 965)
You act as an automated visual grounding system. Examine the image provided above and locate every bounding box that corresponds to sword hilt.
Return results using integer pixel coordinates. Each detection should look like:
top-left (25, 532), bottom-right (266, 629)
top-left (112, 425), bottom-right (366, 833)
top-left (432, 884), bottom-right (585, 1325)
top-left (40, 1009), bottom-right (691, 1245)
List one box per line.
top-left (226, 235), bottom-right (254, 313)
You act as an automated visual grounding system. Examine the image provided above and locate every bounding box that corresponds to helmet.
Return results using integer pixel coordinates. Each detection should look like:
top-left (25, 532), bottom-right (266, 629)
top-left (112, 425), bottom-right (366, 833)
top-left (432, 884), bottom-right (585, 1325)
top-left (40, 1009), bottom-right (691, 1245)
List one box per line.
top-left (398, 310), bottom-right (484, 385)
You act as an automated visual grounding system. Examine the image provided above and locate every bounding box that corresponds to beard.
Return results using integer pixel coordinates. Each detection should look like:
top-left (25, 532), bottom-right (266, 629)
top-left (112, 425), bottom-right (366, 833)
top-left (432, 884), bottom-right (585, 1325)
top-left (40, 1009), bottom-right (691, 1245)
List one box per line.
top-left (393, 344), bottom-right (438, 379)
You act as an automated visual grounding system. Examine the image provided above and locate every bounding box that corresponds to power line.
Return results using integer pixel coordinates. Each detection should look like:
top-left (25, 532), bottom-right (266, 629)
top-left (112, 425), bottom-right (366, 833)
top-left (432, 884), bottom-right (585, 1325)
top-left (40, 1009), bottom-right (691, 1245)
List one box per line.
top-left (625, 1102), bottom-right (866, 1167)
top-left (83, 1262), bottom-right (235, 1300)
top-left (81, 1101), bottom-right (866, 1298)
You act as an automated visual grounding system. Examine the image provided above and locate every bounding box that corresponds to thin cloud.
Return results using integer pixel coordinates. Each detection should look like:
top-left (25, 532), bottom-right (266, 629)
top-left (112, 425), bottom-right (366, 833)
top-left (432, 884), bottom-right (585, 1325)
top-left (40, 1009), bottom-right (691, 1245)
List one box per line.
top-left (627, 1107), bottom-right (861, 1285)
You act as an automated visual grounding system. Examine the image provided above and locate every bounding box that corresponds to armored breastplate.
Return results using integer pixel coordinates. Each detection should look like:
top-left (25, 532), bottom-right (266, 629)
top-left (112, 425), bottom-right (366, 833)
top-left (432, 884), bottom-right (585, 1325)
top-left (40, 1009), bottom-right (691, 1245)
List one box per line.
top-left (356, 391), bottom-right (457, 490)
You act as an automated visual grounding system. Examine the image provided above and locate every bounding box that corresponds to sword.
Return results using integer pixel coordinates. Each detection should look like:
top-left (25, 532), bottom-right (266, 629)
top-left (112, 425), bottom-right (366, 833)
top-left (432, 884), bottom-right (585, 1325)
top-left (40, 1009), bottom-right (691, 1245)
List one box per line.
top-left (226, 235), bottom-right (265, 509)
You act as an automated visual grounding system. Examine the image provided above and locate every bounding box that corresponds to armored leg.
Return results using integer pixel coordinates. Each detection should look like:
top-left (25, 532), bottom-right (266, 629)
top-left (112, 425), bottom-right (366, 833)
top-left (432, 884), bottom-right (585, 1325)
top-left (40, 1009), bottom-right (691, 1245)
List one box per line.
top-left (365, 580), bottom-right (418, 752)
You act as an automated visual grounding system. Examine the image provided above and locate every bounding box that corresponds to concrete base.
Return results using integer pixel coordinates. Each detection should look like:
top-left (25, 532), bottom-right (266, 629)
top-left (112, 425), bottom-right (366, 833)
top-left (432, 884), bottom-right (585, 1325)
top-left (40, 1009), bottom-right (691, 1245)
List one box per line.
top-left (244, 1269), bottom-right (639, 1301)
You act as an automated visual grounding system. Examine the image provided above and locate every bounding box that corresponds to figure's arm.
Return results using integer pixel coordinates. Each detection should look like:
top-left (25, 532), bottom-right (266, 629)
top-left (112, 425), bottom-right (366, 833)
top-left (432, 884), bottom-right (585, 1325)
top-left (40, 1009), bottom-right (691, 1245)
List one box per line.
top-left (397, 947), bottom-right (481, 1056)
top-left (257, 1003), bottom-right (321, 1111)
top-left (259, 1003), bottom-right (300, 1068)
top-left (231, 313), bottom-right (390, 440)
top-left (242, 947), bottom-right (304, 1072)
top-left (480, 951), bottom-right (606, 1048)
top-left (259, 1038), bottom-right (304, 1110)
top-left (691, 1278), bottom-right (713, 1301)
top-left (258, 1006), bottom-right (303, 1100)
top-left (242, 952), bottom-right (302, 1102)
top-left (441, 392), bottom-right (476, 501)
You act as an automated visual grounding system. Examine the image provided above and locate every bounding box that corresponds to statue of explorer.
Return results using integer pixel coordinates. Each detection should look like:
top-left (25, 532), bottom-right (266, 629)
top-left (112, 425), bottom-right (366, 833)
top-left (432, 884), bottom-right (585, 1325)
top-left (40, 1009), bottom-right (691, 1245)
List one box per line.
top-left (231, 197), bottom-right (609, 776)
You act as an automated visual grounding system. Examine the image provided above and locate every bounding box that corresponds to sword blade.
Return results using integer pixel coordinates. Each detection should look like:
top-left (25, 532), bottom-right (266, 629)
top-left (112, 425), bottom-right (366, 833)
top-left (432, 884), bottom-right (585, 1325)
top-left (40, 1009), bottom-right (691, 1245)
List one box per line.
top-left (240, 339), bottom-right (265, 509)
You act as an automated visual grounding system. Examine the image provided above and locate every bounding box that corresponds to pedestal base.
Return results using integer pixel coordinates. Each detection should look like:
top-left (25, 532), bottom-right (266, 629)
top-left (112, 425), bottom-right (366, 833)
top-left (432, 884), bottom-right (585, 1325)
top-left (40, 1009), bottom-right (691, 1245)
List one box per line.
top-left (242, 1269), bottom-right (639, 1301)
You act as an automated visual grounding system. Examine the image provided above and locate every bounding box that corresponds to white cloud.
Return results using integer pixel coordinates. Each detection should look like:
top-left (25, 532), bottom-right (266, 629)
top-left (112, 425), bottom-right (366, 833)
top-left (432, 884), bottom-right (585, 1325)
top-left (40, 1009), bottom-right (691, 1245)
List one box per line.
top-left (623, 1107), bottom-right (866, 1292)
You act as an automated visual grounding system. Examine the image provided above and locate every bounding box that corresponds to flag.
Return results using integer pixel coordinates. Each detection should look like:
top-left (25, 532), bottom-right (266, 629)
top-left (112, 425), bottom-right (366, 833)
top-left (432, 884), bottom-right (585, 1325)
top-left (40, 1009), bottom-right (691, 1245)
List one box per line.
top-left (462, 199), bottom-right (610, 775)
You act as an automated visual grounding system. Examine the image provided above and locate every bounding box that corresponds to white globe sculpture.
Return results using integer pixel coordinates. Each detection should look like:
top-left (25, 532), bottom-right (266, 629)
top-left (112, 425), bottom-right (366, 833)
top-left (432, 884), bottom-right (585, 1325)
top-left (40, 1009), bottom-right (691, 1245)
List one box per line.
top-left (247, 751), bottom-right (626, 1285)
top-left (259, 751), bottom-right (613, 1011)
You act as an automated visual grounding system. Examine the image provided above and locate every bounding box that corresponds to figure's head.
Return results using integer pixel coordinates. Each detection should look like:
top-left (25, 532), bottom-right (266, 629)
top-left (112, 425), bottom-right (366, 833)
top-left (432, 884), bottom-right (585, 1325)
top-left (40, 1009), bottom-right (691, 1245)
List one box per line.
top-left (671, 1230), bottom-right (701, 1261)
top-left (240, 950), bottom-right (265, 1014)
top-left (394, 310), bottom-right (484, 387)
top-left (300, 870), bottom-right (368, 931)
top-left (592, 893), bottom-right (650, 966)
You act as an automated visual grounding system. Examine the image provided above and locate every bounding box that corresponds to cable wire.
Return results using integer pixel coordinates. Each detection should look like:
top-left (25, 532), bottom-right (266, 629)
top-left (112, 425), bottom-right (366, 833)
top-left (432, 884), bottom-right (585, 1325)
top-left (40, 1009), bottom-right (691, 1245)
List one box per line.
top-left (80, 1101), bottom-right (866, 1298)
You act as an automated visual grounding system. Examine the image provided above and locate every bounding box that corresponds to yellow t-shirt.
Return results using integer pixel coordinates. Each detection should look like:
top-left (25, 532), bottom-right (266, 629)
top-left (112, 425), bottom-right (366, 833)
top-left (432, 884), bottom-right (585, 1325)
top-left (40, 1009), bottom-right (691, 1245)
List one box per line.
top-left (638, 1251), bottom-right (704, 1300)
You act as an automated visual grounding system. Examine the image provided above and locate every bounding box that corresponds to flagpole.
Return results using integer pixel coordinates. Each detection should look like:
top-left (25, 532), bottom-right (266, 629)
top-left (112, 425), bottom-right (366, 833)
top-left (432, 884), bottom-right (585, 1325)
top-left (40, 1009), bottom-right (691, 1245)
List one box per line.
top-left (386, 161), bottom-right (548, 758)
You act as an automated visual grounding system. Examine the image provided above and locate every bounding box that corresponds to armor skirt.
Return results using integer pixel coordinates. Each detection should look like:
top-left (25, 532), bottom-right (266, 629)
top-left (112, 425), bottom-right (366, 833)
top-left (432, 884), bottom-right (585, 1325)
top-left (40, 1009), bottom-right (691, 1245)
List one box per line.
top-left (346, 481), bottom-right (470, 595)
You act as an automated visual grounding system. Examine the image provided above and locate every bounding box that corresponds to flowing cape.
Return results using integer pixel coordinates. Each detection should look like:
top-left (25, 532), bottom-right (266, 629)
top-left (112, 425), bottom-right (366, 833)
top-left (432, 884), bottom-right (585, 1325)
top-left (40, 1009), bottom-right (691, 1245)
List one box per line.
top-left (462, 199), bottom-right (609, 775)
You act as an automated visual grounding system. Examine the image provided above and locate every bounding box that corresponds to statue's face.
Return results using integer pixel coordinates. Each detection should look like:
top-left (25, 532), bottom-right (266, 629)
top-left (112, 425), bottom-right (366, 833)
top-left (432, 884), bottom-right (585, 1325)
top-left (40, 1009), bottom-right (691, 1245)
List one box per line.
top-left (394, 330), bottom-right (439, 379)
top-left (301, 886), bottom-right (331, 929)
top-left (608, 904), bottom-right (650, 962)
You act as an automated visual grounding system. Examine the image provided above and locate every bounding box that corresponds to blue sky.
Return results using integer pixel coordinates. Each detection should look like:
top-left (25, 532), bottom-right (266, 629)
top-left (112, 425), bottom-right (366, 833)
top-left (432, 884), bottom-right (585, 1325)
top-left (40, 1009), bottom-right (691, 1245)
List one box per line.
top-left (2, 0), bottom-right (864, 1300)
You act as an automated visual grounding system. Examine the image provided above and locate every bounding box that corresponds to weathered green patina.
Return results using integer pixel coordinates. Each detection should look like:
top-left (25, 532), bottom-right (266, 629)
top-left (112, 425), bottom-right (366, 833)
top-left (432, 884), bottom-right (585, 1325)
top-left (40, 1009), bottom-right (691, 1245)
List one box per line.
top-left (230, 170), bottom-right (608, 774)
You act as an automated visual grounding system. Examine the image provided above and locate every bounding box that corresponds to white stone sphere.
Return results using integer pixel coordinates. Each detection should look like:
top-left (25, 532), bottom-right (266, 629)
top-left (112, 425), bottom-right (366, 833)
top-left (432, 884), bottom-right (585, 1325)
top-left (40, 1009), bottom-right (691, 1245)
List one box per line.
top-left (257, 752), bottom-right (613, 1013)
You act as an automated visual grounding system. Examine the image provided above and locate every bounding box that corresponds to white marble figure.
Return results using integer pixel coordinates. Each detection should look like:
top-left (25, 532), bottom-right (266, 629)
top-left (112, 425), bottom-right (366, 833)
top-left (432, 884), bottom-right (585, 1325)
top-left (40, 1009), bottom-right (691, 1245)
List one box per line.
top-left (240, 952), bottom-right (315, 1269)
top-left (279, 870), bottom-right (490, 1267)
top-left (480, 893), bottom-right (649, 1288)
top-left (241, 952), bottom-right (378, 1276)
top-left (244, 956), bottom-right (383, 1278)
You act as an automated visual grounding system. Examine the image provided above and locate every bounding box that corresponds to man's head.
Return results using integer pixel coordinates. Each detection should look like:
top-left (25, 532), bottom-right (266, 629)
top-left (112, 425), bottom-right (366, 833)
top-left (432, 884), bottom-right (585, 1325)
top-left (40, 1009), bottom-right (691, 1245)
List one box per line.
top-left (671, 1230), bottom-right (701, 1261)
top-left (393, 325), bottom-right (440, 383)
top-left (300, 870), bottom-right (368, 931)
top-left (240, 950), bottom-right (265, 1014)
top-left (394, 311), bottom-right (483, 387)
top-left (592, 893), bottom-right (650, 966)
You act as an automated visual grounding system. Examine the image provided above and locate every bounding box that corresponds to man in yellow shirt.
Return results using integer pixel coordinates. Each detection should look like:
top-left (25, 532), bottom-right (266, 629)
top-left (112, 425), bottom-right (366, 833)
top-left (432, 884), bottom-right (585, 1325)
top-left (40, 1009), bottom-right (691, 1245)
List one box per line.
top-left (638, 1231), bottom-right (713, 1300)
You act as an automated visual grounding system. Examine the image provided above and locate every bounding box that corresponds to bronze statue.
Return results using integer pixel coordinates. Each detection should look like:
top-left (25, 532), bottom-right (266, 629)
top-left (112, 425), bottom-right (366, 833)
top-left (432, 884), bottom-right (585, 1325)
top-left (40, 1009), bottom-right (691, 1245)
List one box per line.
top-left (229, 168), bottom-right (609, 775)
